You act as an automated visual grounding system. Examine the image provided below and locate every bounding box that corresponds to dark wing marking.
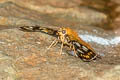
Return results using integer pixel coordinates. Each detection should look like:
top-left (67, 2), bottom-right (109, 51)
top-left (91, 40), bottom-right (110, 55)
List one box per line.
top-left (19, 25), bottom-right (58, 37)
top-left (72, 41), bottom-right (97, 62)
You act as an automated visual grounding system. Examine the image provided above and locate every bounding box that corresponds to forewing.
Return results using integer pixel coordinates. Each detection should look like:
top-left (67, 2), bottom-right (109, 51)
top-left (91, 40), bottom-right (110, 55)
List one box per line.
top-left (72, 41), bottom-right (97, 61)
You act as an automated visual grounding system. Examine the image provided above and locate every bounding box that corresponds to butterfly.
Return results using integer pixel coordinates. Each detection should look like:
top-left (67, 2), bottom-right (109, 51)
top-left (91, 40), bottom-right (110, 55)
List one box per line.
top-left (19, 25), bottom-right (99, 61)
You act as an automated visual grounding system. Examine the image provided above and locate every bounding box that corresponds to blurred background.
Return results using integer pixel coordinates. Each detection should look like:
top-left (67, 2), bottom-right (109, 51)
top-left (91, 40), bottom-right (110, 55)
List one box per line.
top-left (0, 0), bottom-right (120, 80)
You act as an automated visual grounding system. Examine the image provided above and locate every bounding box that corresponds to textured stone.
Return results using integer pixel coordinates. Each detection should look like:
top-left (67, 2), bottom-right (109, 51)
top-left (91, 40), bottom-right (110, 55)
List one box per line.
top-left (0, 0), bottom-right (120, 80)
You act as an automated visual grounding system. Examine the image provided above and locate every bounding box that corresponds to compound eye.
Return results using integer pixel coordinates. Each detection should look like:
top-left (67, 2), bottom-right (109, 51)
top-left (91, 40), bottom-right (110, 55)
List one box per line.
top-left (62, 30), bottom-right (66, 34)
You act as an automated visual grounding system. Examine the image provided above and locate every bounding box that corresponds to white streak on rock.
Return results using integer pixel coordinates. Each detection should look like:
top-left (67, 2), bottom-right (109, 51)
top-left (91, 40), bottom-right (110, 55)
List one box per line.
top-left (79, 34), bottom-right (120, 45)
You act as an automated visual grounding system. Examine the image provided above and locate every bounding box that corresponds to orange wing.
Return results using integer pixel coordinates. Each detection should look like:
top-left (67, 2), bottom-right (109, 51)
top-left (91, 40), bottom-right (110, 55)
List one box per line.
top-left (65, 27), bottom-right (97, 61)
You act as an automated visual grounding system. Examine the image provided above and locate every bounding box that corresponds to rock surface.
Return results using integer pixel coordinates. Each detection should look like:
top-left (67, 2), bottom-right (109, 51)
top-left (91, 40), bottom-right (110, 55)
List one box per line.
top-left (0, 0), bottom-right (120, 80)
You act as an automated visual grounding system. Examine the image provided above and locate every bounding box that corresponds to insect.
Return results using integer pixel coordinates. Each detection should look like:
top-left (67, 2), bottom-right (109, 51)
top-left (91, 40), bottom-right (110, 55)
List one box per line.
top-left (19, 25), bottom-right (98, 61)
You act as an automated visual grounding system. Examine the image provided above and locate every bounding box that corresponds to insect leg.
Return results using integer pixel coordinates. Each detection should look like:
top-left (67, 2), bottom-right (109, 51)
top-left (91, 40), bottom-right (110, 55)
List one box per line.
top-left (47, 39), bottom-right (58, 49)
top-left (71, 45), bottom-right (78, 57)
top-left (60, 42), bottom-right (64, 55)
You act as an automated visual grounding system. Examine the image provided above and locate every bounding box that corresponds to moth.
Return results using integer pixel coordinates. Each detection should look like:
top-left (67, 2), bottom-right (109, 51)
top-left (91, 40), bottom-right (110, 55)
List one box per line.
top-left (19, 25), bottom-right (98, 61)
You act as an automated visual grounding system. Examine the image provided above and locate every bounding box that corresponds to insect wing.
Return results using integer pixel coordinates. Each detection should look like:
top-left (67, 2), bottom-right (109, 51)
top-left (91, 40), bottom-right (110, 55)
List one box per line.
top-left (72, 41), bottom-right (97, 61)
top-left (19, 25), bottom-right (59, 37)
